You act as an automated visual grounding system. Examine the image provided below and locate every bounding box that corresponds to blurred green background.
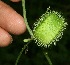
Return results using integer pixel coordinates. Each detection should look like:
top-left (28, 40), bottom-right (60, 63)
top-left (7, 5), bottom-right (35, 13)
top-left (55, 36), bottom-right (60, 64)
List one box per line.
top-left (0, 0), bottom-right (70, 65)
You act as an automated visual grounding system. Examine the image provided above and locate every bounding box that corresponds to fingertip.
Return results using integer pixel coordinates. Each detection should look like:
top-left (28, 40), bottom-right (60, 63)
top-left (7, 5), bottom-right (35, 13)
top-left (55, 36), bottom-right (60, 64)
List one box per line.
top-left (0, 27), bottom-right (13, 47)
top-left (6, 14), bottom-right (26, 35)
top-left (10, 0), bottom-right (21, 2)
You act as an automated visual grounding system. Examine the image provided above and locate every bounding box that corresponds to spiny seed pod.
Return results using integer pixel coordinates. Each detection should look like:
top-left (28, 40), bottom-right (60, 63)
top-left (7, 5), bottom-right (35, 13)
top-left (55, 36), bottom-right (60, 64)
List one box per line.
top-left (33, 10), bottom-right (67, 48)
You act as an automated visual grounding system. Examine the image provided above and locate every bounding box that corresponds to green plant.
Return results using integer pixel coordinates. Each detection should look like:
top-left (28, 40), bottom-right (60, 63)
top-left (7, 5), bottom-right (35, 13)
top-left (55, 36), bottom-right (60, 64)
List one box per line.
top-left (15, 0), bottom-right (67, 65)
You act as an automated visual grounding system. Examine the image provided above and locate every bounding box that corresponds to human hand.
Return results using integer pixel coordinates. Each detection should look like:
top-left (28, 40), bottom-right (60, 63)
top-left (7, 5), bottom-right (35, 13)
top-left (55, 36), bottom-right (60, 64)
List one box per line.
top-left (0, 0), bottom-right (26, 47)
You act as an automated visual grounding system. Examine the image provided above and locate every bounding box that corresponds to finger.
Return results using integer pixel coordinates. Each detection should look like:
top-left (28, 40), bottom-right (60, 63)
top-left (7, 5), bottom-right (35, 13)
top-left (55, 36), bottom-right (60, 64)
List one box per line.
top-left (0, 27), bottom-right (12, 47)
top-left (0, 1), bottom-right (26, 35)
top-left (10, 0), bottom-right (21, 2)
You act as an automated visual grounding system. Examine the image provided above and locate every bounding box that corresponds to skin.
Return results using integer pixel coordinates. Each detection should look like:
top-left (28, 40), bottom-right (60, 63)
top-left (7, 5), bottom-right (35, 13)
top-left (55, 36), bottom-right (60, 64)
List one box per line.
top-left (0, 0), bottom-right (26, 47)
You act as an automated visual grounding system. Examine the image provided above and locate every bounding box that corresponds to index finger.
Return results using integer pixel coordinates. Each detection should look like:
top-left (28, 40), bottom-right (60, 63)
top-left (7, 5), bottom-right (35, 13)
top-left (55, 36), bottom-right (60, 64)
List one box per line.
top-left (0, 1), bottom-right (26, 35)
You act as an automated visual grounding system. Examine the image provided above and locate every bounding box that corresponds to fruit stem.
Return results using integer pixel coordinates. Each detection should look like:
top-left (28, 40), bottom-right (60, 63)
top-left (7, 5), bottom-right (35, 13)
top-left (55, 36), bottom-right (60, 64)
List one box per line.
top-left (43, 52), bottom-right (53, 65)
top-left (22, 0), bottom-right (34, 38)
top-left (15, 42), bottom-right (30, 65)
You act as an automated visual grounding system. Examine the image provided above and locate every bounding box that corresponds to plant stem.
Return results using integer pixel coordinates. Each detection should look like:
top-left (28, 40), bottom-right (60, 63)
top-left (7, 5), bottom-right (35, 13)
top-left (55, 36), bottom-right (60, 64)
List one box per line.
top-left (44, 52), bottom-right (53, 65)
top-left (22, 0), bottom-right (34, 38)
top-left (15, 42), bottom-right (29, 65)
top-left (22, 0), bottom-right (53, 65)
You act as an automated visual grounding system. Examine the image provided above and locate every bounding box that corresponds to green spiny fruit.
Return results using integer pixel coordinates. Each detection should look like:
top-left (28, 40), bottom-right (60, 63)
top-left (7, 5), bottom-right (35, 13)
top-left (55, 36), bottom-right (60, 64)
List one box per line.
top-left (33, 10), bottom-right (67, 48)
